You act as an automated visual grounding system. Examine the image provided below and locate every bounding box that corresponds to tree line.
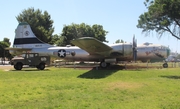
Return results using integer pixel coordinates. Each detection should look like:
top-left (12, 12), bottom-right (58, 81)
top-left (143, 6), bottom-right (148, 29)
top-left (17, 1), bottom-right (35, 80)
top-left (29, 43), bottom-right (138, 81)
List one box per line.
top-left (1, 0), bottom-right (180, 59)
top-left (16, 8), bottom-right (109, 46)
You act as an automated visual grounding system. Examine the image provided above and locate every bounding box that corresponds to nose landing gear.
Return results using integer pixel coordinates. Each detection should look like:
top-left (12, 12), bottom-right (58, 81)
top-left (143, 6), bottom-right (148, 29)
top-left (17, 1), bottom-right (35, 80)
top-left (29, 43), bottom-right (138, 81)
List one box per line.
top-left (163, 63), bottom-right (168, 68)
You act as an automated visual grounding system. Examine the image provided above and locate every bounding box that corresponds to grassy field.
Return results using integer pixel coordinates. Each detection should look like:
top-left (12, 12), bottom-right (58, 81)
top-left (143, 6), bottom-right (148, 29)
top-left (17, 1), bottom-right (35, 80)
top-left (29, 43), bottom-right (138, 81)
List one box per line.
top-left (0, 66), bottom-right (180, 109)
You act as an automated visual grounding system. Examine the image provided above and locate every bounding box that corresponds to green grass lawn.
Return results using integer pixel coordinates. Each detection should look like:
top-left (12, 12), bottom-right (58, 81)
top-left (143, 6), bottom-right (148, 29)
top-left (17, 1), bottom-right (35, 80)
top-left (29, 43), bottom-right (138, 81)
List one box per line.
top-left (0, 67), bottom-right (180, 109)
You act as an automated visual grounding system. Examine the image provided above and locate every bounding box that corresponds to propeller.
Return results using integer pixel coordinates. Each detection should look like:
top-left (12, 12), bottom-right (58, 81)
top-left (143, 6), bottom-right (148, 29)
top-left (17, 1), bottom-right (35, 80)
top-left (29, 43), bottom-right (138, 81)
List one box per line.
top-left (132, 35), bottom-right (137, 62)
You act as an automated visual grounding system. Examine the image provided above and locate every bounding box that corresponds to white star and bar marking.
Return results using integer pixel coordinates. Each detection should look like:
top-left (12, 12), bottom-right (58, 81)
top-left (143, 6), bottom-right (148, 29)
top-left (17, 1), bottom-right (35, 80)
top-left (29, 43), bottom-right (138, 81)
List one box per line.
top-left (58, 49), bottom-right (66, 58)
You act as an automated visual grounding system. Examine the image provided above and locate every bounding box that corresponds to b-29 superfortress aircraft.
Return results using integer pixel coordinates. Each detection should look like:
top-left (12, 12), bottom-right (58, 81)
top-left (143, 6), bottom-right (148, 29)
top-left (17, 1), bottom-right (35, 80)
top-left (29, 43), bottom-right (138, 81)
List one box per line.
top-left (7, 22), bottom-right (170, 68)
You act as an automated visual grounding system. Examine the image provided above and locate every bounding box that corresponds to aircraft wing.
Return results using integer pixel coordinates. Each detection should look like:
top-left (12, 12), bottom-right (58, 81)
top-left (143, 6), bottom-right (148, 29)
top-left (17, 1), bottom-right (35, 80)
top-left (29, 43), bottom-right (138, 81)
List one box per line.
top-left (71, 37), bottom-right (112, 55)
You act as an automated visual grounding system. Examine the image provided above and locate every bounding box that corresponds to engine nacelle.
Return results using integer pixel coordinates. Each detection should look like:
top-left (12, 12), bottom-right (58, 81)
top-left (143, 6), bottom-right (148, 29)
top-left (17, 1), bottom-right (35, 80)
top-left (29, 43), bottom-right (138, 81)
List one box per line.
top-left (123, 44), bottom-right (133, 57)
top-left (111, 43), bottom-right (133, 59)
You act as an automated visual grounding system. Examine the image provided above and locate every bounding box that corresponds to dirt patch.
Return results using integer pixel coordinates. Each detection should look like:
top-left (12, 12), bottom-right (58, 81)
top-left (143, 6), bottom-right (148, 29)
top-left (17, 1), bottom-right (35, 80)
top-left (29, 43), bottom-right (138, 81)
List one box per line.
top-left (0, 65), bottom-right (13, 71)
top-left (107, 82), bottom-right (143, 90)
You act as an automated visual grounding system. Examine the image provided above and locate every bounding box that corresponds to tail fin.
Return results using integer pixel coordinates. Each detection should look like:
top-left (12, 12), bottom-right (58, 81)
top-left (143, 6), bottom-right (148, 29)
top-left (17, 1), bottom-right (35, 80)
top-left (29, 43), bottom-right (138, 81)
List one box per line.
top-left (13, 22), bottom-right (53, 48)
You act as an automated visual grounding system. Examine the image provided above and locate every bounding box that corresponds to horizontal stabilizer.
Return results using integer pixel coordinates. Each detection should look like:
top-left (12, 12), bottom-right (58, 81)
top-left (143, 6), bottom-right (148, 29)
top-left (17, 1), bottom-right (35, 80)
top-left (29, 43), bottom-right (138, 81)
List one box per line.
top-left (5, 47), bottom-right (32, 55)
top-left (5, 47), bottom-right (32, 51)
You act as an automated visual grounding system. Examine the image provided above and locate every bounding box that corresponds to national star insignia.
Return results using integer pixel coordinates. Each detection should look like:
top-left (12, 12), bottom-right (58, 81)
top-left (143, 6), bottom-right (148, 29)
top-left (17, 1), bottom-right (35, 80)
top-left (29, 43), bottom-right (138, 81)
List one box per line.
top-left (58, 49), bottom-right (66, 58)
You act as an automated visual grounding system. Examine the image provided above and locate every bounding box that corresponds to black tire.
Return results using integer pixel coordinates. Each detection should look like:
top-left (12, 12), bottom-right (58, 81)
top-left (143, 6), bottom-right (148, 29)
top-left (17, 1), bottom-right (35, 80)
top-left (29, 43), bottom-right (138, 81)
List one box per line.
top-left (163, 63), bottom-right (168, 68)
top-left (14, 63), bottom-right (23, 70)
top-left (14, 65), bottom-right (17, 70)
top-left (100, 62), bottom-right (110, 68)
top-left (38, 63), bottom-right (45, 70)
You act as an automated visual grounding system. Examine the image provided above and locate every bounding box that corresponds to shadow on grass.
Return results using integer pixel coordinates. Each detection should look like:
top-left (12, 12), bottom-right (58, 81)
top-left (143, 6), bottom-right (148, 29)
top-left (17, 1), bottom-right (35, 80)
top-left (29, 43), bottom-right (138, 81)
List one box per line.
top-left (77, 65), bottom-right (124, 79)
top-left (160, 75), bottom-right (180, 79)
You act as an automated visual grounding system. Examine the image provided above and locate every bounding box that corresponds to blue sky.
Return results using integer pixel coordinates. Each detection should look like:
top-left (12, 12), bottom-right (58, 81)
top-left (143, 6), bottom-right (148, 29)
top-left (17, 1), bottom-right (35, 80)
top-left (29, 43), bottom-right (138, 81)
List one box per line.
top-left (0, 0), bottom-right (179, 52)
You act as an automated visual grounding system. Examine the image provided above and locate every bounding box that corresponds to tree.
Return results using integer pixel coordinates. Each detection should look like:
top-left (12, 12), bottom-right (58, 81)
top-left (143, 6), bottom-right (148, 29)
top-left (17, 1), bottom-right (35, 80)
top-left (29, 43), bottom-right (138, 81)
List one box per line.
top-left (3, 37), bottom-right (11, 46)
top-left (55, 36), bottom-right (67, 46)
top-left (115, 39), bottom-right (125, 43)
top-left (0, 41), bottom-right (12, 60)
top-left (91, 24), bottom-right (108, 42)
top-left (59, 23), bottom-right (108, 46)
top-left (16, 7), bottom-right (54, 43)
top-left (137, 0), bottom-right (180, 40)
top-left (1, 37), bottom-right (12, 60)
top-left (50, 34), bottom-right (60, 45)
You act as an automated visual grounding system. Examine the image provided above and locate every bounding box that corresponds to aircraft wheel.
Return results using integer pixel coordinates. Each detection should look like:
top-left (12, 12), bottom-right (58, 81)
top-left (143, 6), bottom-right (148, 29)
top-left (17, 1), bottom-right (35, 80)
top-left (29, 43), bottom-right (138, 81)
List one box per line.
top-left (14, 63), bottom-right (23, 70)
top-left (163, 63), bottom-right (168, 68)
top-left (100, 62), bottom-right (110, 68)
top-left (38, 63), bottom-right (45, 70)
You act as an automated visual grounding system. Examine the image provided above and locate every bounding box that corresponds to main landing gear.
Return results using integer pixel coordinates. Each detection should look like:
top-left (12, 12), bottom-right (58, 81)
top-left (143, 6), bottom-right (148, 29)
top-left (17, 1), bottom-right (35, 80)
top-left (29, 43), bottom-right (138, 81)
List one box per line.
top-left (100, 61), bottom-right (110, 68)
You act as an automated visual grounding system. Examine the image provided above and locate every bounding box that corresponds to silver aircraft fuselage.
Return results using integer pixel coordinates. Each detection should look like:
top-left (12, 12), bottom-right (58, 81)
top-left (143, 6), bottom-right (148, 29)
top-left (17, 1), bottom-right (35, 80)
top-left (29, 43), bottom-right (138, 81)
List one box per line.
top-left (29, 43), bottom-right (170, 63)
top-left (30, 43), bottom-right (134, 62)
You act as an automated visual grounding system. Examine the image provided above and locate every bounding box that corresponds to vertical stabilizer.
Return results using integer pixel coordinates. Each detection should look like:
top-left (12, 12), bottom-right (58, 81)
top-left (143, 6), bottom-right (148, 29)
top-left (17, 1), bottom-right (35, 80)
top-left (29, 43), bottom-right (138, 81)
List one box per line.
top-left (13, 22), bottom-right (53, 48)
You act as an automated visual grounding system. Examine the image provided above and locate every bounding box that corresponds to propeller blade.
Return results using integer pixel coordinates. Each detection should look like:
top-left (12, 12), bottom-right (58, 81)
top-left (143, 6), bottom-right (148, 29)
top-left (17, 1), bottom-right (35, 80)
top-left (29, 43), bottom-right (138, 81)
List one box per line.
top-left (132, 35), bottom-right (137, 62)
